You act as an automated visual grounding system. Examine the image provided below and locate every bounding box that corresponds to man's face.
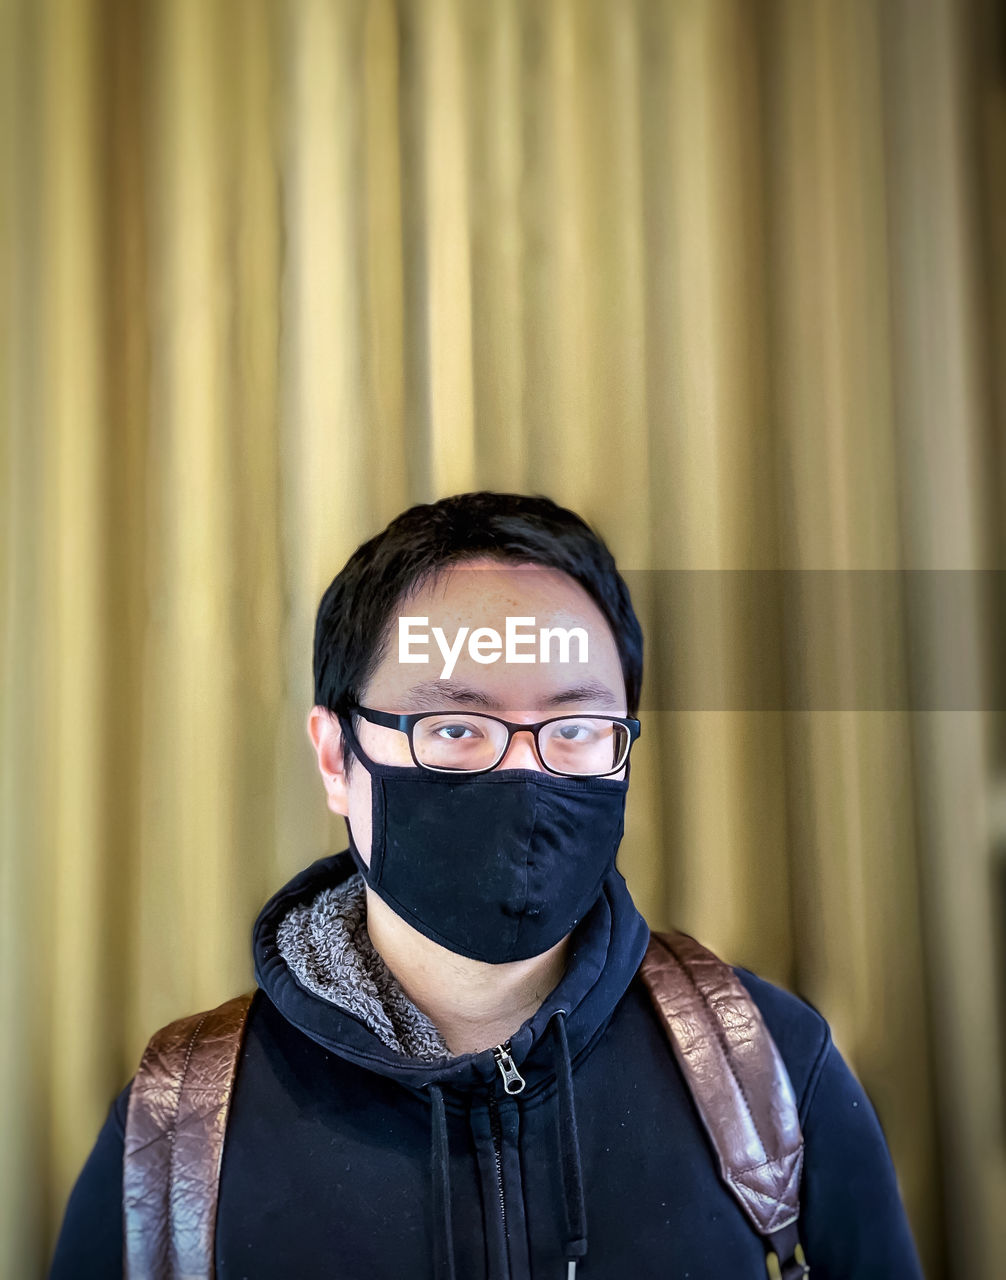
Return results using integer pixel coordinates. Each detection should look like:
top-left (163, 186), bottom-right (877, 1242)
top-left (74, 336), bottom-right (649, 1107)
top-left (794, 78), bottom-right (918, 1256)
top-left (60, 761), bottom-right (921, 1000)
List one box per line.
top-left (308, 558), bottom-right (629, 865)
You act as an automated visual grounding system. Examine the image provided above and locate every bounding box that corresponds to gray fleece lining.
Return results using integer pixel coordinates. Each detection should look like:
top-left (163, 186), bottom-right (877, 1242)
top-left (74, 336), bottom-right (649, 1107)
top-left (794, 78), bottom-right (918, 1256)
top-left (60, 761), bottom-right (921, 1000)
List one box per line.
top-left (275, 871), bottom-right (453, 1062)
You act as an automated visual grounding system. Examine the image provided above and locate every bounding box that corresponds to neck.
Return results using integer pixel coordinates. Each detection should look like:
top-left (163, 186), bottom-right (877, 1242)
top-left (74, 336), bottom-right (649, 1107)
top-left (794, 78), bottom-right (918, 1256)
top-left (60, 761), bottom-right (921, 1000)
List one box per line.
top-left (364, 887), bottom-right (570, 1056)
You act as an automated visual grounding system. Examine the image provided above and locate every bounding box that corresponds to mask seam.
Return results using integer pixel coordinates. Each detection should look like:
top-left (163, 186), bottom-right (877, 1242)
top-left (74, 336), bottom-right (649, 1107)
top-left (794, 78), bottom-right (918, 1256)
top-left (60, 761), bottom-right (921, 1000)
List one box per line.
top-left (513, 781), bottom-right (537, 957)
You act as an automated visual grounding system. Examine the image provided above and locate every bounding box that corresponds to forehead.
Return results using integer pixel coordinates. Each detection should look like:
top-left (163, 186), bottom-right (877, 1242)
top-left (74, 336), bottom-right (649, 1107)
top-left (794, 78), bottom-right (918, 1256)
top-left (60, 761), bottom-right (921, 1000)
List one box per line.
top-left (364, 559), bottom-right (625, 711)
top-left (409, 560), bottom-right (604, 622)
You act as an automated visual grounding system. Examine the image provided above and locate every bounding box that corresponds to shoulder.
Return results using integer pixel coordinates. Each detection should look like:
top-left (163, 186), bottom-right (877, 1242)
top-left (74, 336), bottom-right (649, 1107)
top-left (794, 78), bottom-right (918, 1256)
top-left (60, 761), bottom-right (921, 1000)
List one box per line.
top-left (637, 930), bottom-right (835, 1118)
top-left (145, 989), bottom-right (257, 1041)
top-left (729, 963), bottom-right (832, 1120)
top-left (119, 990), bottom-right (259, 1126)
top-left (48, 1079), bottom-right (134, 1276)
top-left (727, 968), bottom-right (926, 1275)
top-left (134, 990), bottom-right (258, 1063)
top-left (111, 1078), bottom-right (132, 1135)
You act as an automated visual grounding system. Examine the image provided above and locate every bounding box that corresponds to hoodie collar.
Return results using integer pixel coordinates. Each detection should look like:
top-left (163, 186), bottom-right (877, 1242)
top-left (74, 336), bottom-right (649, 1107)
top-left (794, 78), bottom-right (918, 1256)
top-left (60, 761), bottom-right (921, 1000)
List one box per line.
top-left (253, 848), bottom-right (650, 1094)
top-left (253, 847), bottom-right (651, 1278)
top-left (274, 870), bottom-right (452, 1060)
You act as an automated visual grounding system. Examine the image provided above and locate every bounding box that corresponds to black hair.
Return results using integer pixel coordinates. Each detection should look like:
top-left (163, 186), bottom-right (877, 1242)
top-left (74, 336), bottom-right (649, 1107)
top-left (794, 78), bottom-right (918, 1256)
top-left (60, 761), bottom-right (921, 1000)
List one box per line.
top-left (312, 491), bottom-right (643, 776)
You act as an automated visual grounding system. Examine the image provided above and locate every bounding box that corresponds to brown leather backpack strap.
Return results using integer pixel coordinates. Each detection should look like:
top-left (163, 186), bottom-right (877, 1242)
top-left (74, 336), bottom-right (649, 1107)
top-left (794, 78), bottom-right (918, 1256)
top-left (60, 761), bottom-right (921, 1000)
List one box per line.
top-left (639, 929), bottom-right (810, 1279)
top-left (123, 991), bottom-right (255, 1280)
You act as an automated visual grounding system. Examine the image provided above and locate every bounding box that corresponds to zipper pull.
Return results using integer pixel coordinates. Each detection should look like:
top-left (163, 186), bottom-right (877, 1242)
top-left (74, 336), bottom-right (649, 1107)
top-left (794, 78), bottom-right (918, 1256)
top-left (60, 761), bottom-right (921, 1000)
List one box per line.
top-left (492, 1040), bottom-right (526, 1095)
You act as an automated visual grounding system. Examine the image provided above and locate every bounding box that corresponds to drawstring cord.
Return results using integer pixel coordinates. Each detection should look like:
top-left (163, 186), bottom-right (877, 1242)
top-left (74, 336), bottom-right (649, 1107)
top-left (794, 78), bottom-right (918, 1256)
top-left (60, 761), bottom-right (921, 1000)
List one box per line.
top-left (428, 1083), bottom-right (457, 1280)
top-left (426, 1015), bottom-right (588, 1280)
top-left (551, 1010), bottom-right (588, 1278)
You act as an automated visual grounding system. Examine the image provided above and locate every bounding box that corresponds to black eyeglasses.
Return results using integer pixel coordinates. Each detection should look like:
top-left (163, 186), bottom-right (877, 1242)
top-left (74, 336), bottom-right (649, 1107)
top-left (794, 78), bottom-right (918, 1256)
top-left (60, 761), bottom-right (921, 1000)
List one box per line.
top-left (343, 703), bottom-right (641, 778)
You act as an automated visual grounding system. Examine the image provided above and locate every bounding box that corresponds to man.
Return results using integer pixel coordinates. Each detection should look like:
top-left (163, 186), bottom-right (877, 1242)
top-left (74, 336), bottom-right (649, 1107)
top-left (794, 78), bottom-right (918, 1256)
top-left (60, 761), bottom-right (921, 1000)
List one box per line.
top-left (50, 491), bottom-right (924, 1278)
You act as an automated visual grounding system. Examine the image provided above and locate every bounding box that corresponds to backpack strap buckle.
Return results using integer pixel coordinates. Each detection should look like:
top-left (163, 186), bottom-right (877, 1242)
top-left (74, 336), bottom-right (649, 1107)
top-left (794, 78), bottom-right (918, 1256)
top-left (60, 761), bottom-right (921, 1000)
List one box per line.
top-left (765, 1221), bottom-right (810, 1278)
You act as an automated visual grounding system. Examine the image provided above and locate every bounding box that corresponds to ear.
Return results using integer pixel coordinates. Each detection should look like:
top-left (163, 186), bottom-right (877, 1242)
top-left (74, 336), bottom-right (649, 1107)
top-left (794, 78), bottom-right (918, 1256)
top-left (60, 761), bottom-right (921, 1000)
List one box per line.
top-left (306, 706), bottom-right (350, 817)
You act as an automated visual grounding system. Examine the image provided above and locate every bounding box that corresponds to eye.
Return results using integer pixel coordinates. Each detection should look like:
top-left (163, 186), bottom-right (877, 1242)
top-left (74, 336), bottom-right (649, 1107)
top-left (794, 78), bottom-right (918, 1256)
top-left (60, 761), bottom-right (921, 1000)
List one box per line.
top-left (556, 721), bottom-right (594, 741)
top-left (418, 716), bottom-right (493, 743)
top-left (434, 722), bottom-right (478, 741)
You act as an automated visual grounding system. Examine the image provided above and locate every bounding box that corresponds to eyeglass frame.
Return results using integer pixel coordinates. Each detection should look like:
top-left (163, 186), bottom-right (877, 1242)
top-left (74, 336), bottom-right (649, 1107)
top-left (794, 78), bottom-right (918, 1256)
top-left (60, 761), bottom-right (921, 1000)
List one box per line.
top-left (342, 702), bottom-right (641, 779)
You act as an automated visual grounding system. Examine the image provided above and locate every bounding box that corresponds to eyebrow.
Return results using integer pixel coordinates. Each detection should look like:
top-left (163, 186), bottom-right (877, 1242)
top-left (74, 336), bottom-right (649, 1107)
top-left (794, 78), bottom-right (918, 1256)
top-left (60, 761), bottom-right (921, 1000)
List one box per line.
top-left (399, 679), bottom-right (622, 712)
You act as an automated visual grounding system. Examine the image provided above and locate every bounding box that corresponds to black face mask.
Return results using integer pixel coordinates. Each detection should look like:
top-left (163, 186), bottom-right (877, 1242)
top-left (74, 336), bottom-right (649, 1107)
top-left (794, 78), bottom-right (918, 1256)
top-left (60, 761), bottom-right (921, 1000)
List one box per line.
top-left (338, 714), bottom-right (630, 963)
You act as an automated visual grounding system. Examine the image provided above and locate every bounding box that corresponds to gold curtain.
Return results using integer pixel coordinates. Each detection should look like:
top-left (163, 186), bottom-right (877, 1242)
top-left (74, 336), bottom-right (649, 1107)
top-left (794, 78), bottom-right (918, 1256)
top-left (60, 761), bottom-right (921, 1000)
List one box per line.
top-left (2, 1), bottom-right (1004, 1277)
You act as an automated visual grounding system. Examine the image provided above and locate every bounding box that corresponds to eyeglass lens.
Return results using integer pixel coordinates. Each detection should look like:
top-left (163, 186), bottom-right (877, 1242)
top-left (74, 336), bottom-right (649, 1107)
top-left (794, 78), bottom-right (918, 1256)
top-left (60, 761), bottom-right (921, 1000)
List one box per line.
top-left (411, 714), bottom-right (629, 775)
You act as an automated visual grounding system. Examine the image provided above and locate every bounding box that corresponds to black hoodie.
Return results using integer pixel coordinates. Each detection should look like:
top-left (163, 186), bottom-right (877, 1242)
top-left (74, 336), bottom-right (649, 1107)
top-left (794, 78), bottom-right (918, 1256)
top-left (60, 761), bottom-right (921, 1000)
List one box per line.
top-left (50, 848), bottom-right (925, 1279)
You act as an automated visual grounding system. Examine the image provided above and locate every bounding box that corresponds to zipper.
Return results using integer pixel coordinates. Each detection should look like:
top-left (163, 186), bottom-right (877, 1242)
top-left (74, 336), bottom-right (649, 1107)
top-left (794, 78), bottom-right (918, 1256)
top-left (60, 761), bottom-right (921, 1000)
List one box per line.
top-left (487, 1039), bottom-right (525, 1278)
top-left (492, 1039), bottom-right (526, 1095)
top-left (487, 1086), bottom-right (509, 1264)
